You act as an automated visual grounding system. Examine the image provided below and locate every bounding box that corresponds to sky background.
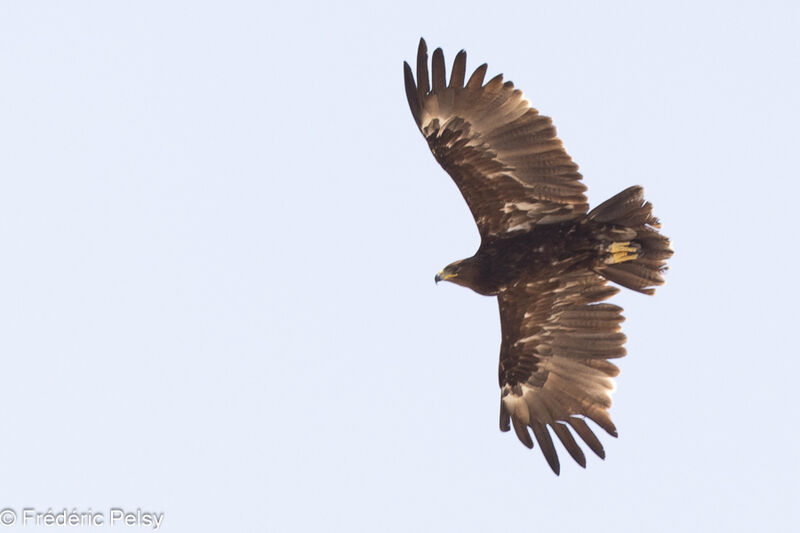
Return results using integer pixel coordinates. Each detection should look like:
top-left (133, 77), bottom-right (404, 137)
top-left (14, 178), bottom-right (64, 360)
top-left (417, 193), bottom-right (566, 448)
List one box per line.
top-left (1, 1), bottom-right (799, 532)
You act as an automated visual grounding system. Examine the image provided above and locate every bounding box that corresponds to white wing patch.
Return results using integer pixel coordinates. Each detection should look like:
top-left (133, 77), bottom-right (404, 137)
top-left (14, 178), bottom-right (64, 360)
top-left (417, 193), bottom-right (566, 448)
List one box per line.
top-left (502, 201), bottom-right (539, 214)
top-left (505, 221), bottom-right (534, 233)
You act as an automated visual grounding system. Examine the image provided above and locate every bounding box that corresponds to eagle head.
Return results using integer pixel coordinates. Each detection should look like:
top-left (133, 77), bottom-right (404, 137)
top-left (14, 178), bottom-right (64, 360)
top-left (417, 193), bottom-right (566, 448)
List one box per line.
top-left (436, 258), bottom-right (483, 287)
top-left (435, 256), bottom-right (498, 296)
top-left (435, 259), bottom-right (464, 284)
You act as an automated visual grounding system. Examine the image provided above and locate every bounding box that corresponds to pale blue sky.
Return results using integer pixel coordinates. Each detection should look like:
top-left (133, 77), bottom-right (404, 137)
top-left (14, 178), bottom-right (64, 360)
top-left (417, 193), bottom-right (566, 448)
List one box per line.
top-left (1, 1), bottom-right (798, 532)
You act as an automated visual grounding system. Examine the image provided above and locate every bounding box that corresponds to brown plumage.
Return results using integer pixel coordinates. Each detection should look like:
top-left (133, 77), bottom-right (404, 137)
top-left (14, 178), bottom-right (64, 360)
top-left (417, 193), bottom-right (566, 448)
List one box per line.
top-left (405, 38), bottom-right (673, 474)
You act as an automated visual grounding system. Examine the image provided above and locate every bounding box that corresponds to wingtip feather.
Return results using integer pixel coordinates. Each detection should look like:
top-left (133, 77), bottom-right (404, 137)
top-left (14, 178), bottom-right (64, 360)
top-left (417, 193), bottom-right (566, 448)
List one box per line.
top-left (431, 47), bottom-right (446, 93)
top-left (415, 38), bottom-right (429, 101)
top-left (450, 50), bottom-right (467, 88)
top-left (512, 418), bottom-right (534, 449)
top-left (552, 422), bottom-right (587, 468)
top-left (531, 423), bottom-right (560, 475)
top-left (466, 63), bottom-right (488, 89)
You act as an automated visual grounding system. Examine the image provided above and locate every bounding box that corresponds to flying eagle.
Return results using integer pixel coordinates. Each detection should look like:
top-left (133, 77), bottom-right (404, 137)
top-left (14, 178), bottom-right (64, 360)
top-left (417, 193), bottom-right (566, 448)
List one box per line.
top-left (404, 39), bottom-right (673, 474)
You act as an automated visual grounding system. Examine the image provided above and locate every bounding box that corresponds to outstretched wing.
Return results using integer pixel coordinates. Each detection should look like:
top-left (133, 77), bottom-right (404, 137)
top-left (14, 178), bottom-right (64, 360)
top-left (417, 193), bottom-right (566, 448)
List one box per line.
top-left (404, 38), bottom-right (588, 238)
top-left (497, 271), bottom-right (626, 475)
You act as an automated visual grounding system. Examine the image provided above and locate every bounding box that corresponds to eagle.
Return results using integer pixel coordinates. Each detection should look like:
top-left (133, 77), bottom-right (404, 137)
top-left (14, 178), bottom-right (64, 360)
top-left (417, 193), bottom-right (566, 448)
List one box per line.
top-left (404, 39), bottom-right (673, 474)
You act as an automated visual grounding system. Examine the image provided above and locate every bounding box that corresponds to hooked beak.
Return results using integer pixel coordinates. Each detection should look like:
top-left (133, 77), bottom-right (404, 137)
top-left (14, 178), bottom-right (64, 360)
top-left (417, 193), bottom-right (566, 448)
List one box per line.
top-left (435, 270), bottom-right (456, 284)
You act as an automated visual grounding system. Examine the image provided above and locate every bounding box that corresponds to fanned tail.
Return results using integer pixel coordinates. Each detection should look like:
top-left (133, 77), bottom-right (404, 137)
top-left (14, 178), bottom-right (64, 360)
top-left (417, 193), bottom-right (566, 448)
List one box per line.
top-left (587, 186), bottom-right (673, 295)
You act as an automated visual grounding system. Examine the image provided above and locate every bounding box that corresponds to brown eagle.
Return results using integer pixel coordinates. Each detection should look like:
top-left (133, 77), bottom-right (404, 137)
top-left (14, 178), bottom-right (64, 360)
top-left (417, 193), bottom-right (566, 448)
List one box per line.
top-left (404, 39), bottom-right (673, 474)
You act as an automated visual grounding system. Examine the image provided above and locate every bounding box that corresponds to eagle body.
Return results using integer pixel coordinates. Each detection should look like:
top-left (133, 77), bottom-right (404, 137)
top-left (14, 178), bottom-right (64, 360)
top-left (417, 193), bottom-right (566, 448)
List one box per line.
top-left (445, 220), bottom-right (606, 296)
top-left (404, 39), bottom-right (673, 474)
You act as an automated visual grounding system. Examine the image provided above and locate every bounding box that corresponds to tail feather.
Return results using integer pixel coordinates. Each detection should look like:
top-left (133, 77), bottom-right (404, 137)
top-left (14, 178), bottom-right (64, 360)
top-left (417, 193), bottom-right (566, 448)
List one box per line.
top-left (588, 186), bottom-right (673, 294)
